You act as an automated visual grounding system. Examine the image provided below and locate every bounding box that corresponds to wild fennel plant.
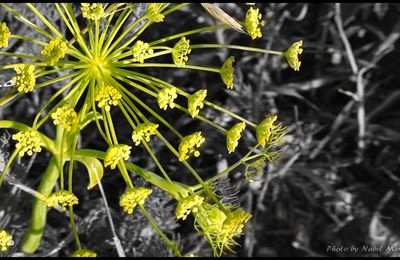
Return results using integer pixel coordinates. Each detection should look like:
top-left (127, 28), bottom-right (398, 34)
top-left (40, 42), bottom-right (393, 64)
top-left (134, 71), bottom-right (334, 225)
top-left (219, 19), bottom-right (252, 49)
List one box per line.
top-left (0, 3), bottom-right (302, 257)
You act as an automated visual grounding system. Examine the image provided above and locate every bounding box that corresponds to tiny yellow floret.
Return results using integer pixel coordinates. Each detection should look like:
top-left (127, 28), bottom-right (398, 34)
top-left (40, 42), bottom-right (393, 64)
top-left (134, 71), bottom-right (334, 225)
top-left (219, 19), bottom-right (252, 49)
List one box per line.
top-left (178, 132), bottom-right (205, 161)
top-left (188, 89), bottom-right (207, 118)
top-left (0, 230), bottom-right (14, 252)
top-left (12, 64), bottom-right (36, 93)
top-left (132, 40), bottom-right (154, 63)
top-left (244, 7), bottom-right (265, 40)
top-left (0, 22), bottom-right (11, 48)
top-left (220, 56), bottom-right (235, 89)
top-left (284, 40), bottom-right (303, 71)
top-left (81, 3), bottom-right (104, 21)
top-left (41, 39), bottom-right (68, 65)
top-left (12, 130), bottom-right (42, 157)
top-left (72, 249), bottom-right (97, 257)
top-left (176, 195), bottom-right (205, 220)
top-left (157, 86), bottom-right (177, 110)
top-left (256, 114), bottom-right (277, 147)
top-left (51, 106), bottom-right (78, 132)
top-left (172, 37), bottom-right (191, 67)
top-left (131, 122), bottom-right (159, 146)
top-left (95, 85), bottom-right (122, 111)
top-left (119, 187), bottom-right (152, 214)
top-left (46, 190), bottom-right (78, 212)
top-left (146, 3), bottom-right (165, 22)
top-left (226, 122), bottom-right (246, 153)
top-left (104, 144), bottom-right (131, 169)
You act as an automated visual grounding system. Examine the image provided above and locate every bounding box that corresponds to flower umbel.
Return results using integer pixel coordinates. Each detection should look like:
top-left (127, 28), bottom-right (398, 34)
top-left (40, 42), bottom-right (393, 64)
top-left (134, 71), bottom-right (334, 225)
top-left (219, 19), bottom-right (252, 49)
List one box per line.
top-left (95, 85), bottom-right (122, 111)
top-left (244, 7), bottom-right (265, 40)
top-left (51, 106), bottom-right (78, 132)
top-left (131, 122), bottom-right (159, 146)
top-left (12, 130), bottom-right (42, 157)
top-left (284, 40), bottom-right (303, 71)
top-left (146, 3), bottom-right (165, 22)
top-left (256, 114), bottom-right (277, 147)
top-left (176, 195), bottom-right (205, 220)
top-left (178, 132), bottom-right (205, 161)
top-left (104, 144), bottom-right (132, 169)
top-left (226, 122), bottom-right (246, 154)
top-left (120, 187), bottom-right (153, 214)
top-left (220, 56), bottom-right (235, 89)
top-left (41, 39), bottom-right (68, 65)
top-left (0, 230), bottom-right (14, 252)
top-left (46, 190), bottom-right (79, 212)
top-left (0, 22), bottom-right (10, 48)
top-left (172, 37), bottom-right (191, 67)
top-left (81, 3), bottom-right (104, 21)
top-left (12, 64), bottom-right (36, 93)
top-left (157, 86), bottom-right (177, 110)
top-left (72, 249), bottom-right (97, 257)
top-left (132, 40), bottom-right (154, 63)
top-left (188, 89), bottom-right (207, 118)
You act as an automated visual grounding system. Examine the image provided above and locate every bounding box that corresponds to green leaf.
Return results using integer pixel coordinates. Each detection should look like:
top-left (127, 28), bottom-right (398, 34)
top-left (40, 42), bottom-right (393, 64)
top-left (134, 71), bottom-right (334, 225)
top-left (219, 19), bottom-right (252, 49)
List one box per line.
top-left (75, 155), bottom-right (104, 189)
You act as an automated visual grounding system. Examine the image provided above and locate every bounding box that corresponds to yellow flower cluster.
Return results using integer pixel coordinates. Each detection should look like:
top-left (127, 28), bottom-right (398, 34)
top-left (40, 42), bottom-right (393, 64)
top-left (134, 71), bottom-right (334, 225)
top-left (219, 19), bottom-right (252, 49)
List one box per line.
top-left (0, 230), bottom-right (14, 252)
top-left (178, 132), bottom-right (205, 161)
top-left (132, 40), bottom-right (154, 63)
top-left (119, 187), bottom-right (152, 214)
top-left (41, 39), bottom-right (68, 65)
top-left (72, 249), bottom-right (97, 257)
top-left (46, 190), bottom-right (79, 212)
top-left (51, 106), bottom-right (78, 132)
top-left (0, 22), bottom-right (10, 48)
top-left (244, 7), bottom-right (265, 40)
top-left (81, 3), bottom-right (104, 21)
top-left (256, 114), bottom-right (277, 147)
top-left (104, 144), bottom-right (131, 169)
top-left (12, 64), bottom-right (36, 93)
top-left (146, 3), bottom-right (165, 22)
top-left (194, 204), bottom-right (252, 256)
top-left (95, 85), bottom-right (122, 111)
top-left (175, 195), bottom-right (204, 220)
top-left (220, 56), bottom-right (235, 89)
top-left (226, 122), bottom-right (246, 154)
top-left (131, 122), bottom-right (159, 146)
top-left (12, 130), bottom-right (42, 157)
top-left (188, 89), bottom-right (207, 118)
top-left (172, 37), bottom-right (191, 67)
top-left (157, 86), bottom-right (177, 110)
top-left (284, 40), bottom-right (303, 71)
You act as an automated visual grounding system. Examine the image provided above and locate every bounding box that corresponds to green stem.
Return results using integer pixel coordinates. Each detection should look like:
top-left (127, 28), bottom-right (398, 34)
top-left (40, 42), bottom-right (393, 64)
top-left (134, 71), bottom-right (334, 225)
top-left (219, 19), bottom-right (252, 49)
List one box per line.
top-left (191, 44), bottom-right (284, 56)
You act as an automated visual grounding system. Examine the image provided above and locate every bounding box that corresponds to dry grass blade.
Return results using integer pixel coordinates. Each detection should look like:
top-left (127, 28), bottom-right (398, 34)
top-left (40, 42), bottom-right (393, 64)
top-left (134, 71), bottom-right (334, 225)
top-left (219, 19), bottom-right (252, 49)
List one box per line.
top-left (200, 3), bottom-right (245, 34)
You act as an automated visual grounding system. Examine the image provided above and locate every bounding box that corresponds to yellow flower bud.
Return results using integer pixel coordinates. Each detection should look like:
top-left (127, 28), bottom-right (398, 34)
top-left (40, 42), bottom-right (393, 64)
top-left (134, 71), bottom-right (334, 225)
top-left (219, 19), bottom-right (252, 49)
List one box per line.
top-left (12, 64), bottom-right (36, 93)
top-left (226, 122), bottom-right (246, 153)
top-left (284, 40), bottom-right (303, 71)
top-left (157, 86), bottom-right (177, 110)
top-left (176, 195), bottom-right (205, 220)
top-left (178, 132), bottom-right (205, 161)
top-left (72, 249), bottom-right (97, 257)
top-left (172, 37), bottom-right (191, 67)
top-left (0, 230), bottom-right (14, 252)
top-left (131, 122), bottom-right (159, 146)
top-left (146, 3), bottom-right (165, 22)
top-left (41, 39), bottom-right (68, 65)
top-left (220, 56), bottom-right (235, 89)
top-left (244, 7), bottom-right (265, 40)
top-left (51, 106), bottom-right (78, 132)
top-left (104, 144), bottom-right (131, 169)
top-left (132, 40), bottom-right (154, 63)
top-left (0, 22), bottom-right (11, 48)
top-left (12, 130), bottom-right (42, 157)
top-left (46, 190), bottom-right (79, 212)
top-left (119, 187), bottom-right (152, 214)
top-left (81, 3), bottom-right (104, 21)
top-left (95, 85), bottom-right (122, 111)
top-left (256, 114), bottom-right (277, 147)
top-left (188, 89), bottom-right (207, 118)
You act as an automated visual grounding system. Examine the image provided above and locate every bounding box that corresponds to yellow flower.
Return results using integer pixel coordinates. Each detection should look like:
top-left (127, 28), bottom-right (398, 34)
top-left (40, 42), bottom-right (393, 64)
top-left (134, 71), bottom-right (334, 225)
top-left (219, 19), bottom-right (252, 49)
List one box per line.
top-left (131, 122), bottom-right (159, 146)
top-left (51, 106), bottom-right (78, 132)
top-left (157, 86), bottom-right (177, 110)
top-left (226, 122), bottom-right (246, 154)
top-left (176, 195), bottom-right (205, 220)
top-left (12, 64), bottom-right (36, 93)
top-left (104, 144), bottom-right (131, 169)
top-left (172, 37), bottom-right (191, 67)
top-left (0, 22), bottom-right (11, 48)
top-left (146, 3), bottom-right (164, 22)
top-left (72, 249), bottom-right (97, 257)
top-left (218, 209), bottom-right (252, 252)
top-left (178, 132), bottom-right (205, 161)
top-left (284, 40), bottom-right (303, 71)
top-left (132, 40), bottom-right (154, 63)
top-left (81, 3), bottom-right (104, 21)
top-left (0, 230), bottom-right (14, 252)
top-left (46, 190), bottom-right (79, 212)
top-left (220, 56), bottom-right (235, 89)
top-left (256, 114), bottom-right (277, 147)
top-left (12, 130), bottom-right (42, 157)
top-left (41, 39), bottom-right (68, 65)
top-left (188, 89), bottom-right (207, 118)
top-left (244, 7), bottom-right (265, 40)
top-left (119, 187), bottom-right (152, 214)
top-left (95, 85), bottom-right (122, 111)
